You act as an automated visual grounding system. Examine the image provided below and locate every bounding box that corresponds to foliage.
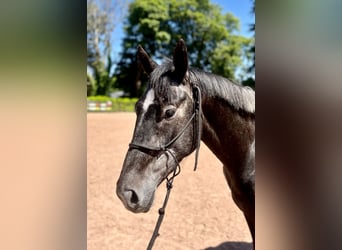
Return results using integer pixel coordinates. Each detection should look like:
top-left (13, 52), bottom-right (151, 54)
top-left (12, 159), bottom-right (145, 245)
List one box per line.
top-left (249, 0), bottom-right (255, 75)
top-left (115, 0), bottom-right (253, 97)
top-left (242, 0), bottom-right (255, 89)
top-left (87, 0), bottom-right (127, 96)
top-left (114, 0), bottom-right (170, 97)
top-left (87, 55), bottom-right (117, 96)
top-left (87, 96), bottom-right (138, 112)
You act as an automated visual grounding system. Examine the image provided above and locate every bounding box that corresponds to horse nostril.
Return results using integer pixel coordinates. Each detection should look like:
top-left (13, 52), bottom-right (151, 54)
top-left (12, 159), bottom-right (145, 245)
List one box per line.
top-left (129, 189), bottom-right (139, 204)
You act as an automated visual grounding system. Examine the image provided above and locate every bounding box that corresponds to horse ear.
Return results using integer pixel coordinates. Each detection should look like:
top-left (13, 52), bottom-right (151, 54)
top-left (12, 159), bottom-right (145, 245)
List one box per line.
top-left (137, 45), bottom-right (158, 75)
top-left (173, 39), bottom-right (188, 82)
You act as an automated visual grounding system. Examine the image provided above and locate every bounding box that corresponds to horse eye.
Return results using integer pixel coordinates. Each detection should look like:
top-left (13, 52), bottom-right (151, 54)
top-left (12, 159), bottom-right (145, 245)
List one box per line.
top-left (164, 109), bottom-right (176, 119)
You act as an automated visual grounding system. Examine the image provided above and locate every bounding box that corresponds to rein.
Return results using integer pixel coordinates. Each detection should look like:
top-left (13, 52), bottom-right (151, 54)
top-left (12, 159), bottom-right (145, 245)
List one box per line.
top-left (128, 84), bottom-right (202, 250)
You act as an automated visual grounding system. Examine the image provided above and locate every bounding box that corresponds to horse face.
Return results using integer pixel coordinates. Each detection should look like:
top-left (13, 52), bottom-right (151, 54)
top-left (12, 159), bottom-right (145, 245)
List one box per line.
top-left (116, 40), bottom-right (195, 213)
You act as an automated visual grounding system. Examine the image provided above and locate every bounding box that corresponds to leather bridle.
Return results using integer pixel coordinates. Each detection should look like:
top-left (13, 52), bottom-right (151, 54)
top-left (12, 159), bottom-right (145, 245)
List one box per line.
top-left (128, 84), bottom-right (202, 250)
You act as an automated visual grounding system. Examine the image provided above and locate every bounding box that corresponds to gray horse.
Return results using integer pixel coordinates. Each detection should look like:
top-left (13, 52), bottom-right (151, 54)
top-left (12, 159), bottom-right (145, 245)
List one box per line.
top-left (116, 39), bottom-right (255, 245)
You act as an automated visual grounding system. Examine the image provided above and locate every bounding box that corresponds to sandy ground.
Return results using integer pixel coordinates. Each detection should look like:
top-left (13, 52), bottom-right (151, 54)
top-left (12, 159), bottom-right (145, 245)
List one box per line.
top-left (87, 113), bottom-right (252, 250)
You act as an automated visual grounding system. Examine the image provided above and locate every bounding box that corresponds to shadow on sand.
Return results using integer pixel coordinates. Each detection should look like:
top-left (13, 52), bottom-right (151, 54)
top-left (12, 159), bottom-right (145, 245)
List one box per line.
top-left (204, 241), bottom-right (253, 250)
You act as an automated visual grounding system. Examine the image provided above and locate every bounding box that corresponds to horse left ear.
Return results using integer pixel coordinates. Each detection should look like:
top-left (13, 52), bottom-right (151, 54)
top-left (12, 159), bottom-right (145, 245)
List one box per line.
top-left (173, 39), bottom-right (188, 82)
top-left (137, 45), bottom-right (158, 75)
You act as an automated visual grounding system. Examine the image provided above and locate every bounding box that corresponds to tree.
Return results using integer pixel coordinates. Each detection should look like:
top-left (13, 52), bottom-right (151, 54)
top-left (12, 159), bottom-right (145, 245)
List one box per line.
top-left (242, 0), bottom-right (255, 89)
top-left (114, 0), bottom-right (170, 97)
top-left (115, 0), bottom-right (253, 97)
top-left (250, 0), bottom-right (255, 74)
top-left (87, 0), bottom-right (126, 96)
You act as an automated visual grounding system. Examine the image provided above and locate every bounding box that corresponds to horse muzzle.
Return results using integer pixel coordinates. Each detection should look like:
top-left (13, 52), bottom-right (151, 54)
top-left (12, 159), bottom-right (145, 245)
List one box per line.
top-left (116, 180), bottom-right (155, 213)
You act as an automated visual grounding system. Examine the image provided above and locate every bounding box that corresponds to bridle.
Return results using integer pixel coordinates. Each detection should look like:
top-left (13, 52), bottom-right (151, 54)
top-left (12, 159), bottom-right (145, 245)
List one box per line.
top-left (128, 84), bottom-right (202, 250)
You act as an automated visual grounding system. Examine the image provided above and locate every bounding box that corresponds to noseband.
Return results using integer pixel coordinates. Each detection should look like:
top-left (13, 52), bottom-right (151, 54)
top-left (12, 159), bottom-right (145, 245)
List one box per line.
top-left (128, 84), bottom-right (202, 250)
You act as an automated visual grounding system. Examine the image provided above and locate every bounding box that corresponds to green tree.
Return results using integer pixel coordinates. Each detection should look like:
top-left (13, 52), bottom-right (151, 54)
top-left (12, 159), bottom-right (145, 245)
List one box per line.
top-left (115, 0), bottom-right (170, 97)
top-left (242, 0), bottom-right (255, 89)
top-left (250, 0), bottom-right (255, 74)
top-left (115, 0), bottom-right (253, 97)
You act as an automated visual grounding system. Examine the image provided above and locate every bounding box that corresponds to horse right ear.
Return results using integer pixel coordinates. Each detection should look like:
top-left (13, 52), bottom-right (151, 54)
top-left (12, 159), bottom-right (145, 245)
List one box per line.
top-left (137, 45), bottom-right (157, 75)
top-left (173, 39), bottom-right (188, 82)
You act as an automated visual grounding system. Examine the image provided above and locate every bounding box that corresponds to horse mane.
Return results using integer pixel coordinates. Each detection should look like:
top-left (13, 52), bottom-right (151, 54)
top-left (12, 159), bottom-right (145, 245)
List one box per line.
top-left (149, 60), bottom-right (255, 115)
top-left (188, 68), bottom-right (255, 115)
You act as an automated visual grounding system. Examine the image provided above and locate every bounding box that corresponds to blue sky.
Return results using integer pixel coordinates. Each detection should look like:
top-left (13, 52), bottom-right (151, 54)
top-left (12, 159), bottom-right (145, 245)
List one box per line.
top-left (111, 0), bottom-right (254, 57)
top-left (212, 0), bottom-right (254, 36)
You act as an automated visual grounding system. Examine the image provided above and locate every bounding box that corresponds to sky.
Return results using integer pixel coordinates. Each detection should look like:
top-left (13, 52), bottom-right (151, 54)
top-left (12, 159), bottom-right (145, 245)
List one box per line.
top-left (212, 0), bottom-right (254, 36)
top-left (111, 0), bottom-right (255, 57)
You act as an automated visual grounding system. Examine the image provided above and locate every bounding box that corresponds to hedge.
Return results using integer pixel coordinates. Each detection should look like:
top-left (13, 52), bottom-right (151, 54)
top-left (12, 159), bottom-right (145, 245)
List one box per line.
top-left (87, 96), bottom-right (138, 112)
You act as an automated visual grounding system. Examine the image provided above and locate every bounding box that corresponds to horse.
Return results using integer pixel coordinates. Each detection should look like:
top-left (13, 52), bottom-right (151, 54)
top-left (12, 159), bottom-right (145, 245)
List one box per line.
top-left (116, 39), bottom-right (255, 246)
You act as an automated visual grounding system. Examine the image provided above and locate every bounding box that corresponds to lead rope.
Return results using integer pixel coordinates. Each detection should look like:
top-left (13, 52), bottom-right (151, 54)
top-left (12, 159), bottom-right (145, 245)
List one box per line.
top-left (146, 84), bottom-right (202, 250)
top-left (146, 150), bottom-right (181, 250)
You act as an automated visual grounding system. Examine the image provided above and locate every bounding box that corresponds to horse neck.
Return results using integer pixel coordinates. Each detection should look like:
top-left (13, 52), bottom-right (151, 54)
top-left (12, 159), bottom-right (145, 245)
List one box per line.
top-left (200, 92), bottom-right (255, 174)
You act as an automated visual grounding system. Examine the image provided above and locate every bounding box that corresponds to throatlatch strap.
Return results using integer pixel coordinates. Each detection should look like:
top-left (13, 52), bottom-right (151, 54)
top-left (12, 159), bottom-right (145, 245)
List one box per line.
top-left (193, 84), bottom-right (202, 171)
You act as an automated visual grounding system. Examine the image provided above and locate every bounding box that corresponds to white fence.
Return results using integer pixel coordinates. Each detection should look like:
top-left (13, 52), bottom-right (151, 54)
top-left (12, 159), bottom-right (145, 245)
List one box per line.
top-left (87, 101), bottom-right (112, 111)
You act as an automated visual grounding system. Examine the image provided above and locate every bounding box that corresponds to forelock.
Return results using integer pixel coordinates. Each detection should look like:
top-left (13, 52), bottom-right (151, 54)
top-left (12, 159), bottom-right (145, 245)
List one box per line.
top-left (148, 59), bottom-right (175, 102)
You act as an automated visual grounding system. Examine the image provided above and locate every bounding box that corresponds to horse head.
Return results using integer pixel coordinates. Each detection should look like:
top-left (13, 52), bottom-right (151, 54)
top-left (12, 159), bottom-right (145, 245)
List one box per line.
top-left (116, 40), bottom-right (200, 213)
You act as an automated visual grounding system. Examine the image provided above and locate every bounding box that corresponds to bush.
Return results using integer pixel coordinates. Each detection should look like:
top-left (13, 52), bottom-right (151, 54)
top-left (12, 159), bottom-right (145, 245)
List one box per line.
top-left (87, 96), bottom-right (138, 112)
